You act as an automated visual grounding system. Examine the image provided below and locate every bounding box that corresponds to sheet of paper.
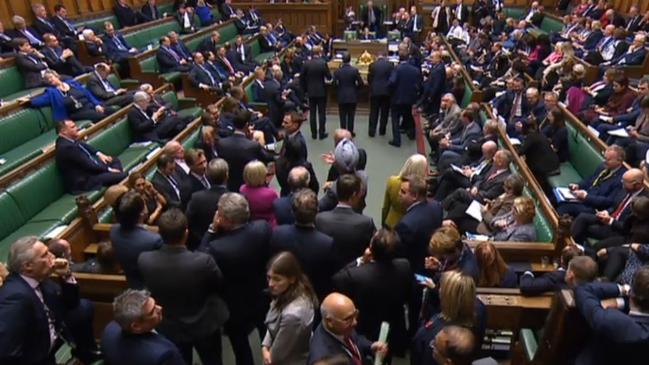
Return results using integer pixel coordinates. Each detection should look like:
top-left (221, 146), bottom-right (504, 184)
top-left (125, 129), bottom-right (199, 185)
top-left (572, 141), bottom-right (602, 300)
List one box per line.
top-left (607, 128), bottom-right (629, 138)
top-left (509, 137), bottom-right (521, 145)
top-left (587, 125), bottom-right (600, 138)
top-left (465, 200), bottom-right (483, 222)
top-left (450, 164), bottom-right (465, 174)
top-left (466, 232), bottom-right (490, 241)
top-left (556, 187), bottom-right (576, 200)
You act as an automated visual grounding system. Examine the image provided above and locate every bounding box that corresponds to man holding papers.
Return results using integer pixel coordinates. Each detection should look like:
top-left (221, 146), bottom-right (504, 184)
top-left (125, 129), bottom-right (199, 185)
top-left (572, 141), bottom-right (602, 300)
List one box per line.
top-left (556, 145), bottom-right (627, 217)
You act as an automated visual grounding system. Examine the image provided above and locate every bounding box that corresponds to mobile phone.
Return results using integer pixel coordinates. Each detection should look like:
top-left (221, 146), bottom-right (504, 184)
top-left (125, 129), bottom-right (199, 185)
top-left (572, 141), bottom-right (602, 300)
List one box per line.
top-left (414, 274), bottom-right (430, 283)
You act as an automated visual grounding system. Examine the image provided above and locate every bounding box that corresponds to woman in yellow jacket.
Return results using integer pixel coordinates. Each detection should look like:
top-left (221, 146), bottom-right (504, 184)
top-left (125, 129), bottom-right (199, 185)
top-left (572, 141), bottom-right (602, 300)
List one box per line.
top-left (382, 154), bottom-right (429, 228)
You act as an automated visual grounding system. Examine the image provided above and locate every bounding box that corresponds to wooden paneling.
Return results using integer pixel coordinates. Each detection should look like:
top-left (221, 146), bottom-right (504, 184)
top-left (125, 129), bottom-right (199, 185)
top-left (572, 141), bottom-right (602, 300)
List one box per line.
top-left (231, 2), bottom-right (333, 35)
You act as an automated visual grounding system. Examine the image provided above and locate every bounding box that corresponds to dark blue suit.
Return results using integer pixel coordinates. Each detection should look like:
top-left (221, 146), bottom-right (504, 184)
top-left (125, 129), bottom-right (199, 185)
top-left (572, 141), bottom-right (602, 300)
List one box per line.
top-left (103, 34), bottom-right (134, 63)
top-left (308, 324), bottom-right (373, 365)
top-left (272, 195), bottom-right (294, 225)
top-left (583, 29), bottom-right (604, 51)
top-left (368, 58), bottom-right (393, 136)
top-left (0, 273), bottom-right (80, 365)
top-left (557, 164), bottom-right (626, 216)
top-left (334, 63), bottom-right (364, 133)
top-left (110, 225), bottom-right (163, 288)
top-left (389, 61), bottom-right (422, 145)
top-left (270, 224), bottom-right (335, 300)
top-left (519, 269), bottom-right (567, 296)
top-left (610, 47), bottom-right (647, 66)
top-left (101, 321), bottom-right (186, 365)
top-left (250, 79), bottom-right (266, 102)
top-left (575, 282), bottom-right (649, 365)
top-left (420, 62), bottom-right (445, 116)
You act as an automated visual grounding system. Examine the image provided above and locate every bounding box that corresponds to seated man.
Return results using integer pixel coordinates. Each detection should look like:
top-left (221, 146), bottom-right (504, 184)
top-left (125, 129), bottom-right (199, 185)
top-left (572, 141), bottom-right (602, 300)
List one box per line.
top-left (156, 36), bottom-right (192, 73)
top-left (152, 153), bottom-right (190, 210)
top-left (55, 120), bottom-right (126, 194)
top-left (7, 15), bottom-right (44, 48)
top-left (602, 34), bottom-right (648, 67)
top-left (87, 62), bottom-right (135, 107)
top-left (557, 145), bottom-right (627, 216)
top-left (42, 33), bottom-right (91, 77)
top-left (101, 289), bottom-right (185, 364)
top-left (259, 25), bottom-right (280, 52)
top-left (227, 35), bottom-right (257, 74)
top-left (81, 29), bottom-right (106, 58)
top-left (128, 91), bottom-right (186, 142)
top-left (31, 3), bottom-right (74, 49)
top-left (189, 51), bottom-right (224, 92)
top-left (102, 22), bottom-right (139, 64)
top-left (51, 4), bottom-right (80, 40)
top-left (141, 84), bottom-right (194, 127)
top-left (169, 31), bottom-right (193, 63)
top-left (197, 31), bottom-right (221, 58)
top-left (0, 21), bottom-right (14, 55)
top-left (519, 246), bottom-right (594, 296)
top-left (574, 266), bottom-right (649, 364)
top-left (175, 5), bottom-right (197, 34)
top-left (113, 0), bottom-right (141, 27)
top-left (436, 110), bottom-right (483, 171)
top-left (14, 37), bottom-right (51, 88)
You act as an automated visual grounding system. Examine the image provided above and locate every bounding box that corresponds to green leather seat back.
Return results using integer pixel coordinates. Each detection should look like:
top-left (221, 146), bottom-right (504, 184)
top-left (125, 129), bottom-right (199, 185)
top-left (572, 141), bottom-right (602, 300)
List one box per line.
top-left (88, 119), bottom-right (132, 157)
top-left (249, 40), bottom-right (261, 57)
top-left (0, 66), bottom-right (28, 98)
top-left (541, 17), bottom-right (564, 34)
top-left (461, 80), bottom-right (473, 108)
top-left (0, 109), bottom-right (47, 154)
top-left (7, 162), bottom-right (65, 221)
top-left (140, 56), bottom-right (159, 73)
top-left (160, 91), bottom-right (179, 109)
top-left (0, 193), bottom-right (27, 245)
top-left (567, 123), bottom-right (603, 178)
top-left (78, 16), bottom-right (121, 32)
top-left (220, 23), bottom-right (238, 42)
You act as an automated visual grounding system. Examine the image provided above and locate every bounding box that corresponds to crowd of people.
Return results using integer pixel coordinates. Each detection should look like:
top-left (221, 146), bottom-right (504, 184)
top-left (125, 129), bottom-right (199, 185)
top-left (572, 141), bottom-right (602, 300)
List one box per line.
top-left (3, 0), bottom-right (649, 365)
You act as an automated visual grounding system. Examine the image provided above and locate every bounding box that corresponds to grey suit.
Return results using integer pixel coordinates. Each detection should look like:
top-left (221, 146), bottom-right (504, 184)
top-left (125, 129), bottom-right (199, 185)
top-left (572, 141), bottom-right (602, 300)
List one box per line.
top-left (315, 205), bottom-right (376, 270)
top-left (493, 223), bottom-right (537, 242)
top-left (262, 296), bottom-right (314, 365)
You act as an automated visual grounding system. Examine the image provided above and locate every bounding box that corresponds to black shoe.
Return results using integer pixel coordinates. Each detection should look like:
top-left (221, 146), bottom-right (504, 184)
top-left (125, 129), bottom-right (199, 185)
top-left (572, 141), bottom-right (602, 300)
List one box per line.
top-left (369, 133), bottom-right (376, 138)
top-left (319, 132), bottom-right (329, 140)
top-left (388, 140), bottom-right (401, 147)
top-left (311, 134), bottom-right (318, 140)
top-left (379, 129), bottom-right (386, 136)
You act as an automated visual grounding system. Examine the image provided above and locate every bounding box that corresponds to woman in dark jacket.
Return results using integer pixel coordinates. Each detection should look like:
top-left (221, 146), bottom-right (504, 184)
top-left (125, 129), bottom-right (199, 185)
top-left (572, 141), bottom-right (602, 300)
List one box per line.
top-left (541, 108), bottom-right (569, 163)
top-left (517, 117), bottom-right (560, 199)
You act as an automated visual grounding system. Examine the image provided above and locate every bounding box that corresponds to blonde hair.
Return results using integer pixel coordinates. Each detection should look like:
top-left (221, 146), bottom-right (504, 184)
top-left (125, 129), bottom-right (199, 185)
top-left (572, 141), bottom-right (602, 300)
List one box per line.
top-left (429, 226), bottom-right (461, 256)
top-left (243, 160), bottom-right (268, 187)
top-left (513, 196), bottom-right (536, 224)
top-left (440, 271), bottom-right (476, 327)
top-left (398, 154), bottom-right (428, 179)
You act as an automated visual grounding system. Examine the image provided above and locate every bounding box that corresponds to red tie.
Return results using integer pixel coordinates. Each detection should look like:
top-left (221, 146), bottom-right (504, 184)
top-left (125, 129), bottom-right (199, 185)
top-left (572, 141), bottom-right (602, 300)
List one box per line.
top-left (611, 194), bottom-right (632, 219)
top-left (344, 337), bottom-right (362, 365)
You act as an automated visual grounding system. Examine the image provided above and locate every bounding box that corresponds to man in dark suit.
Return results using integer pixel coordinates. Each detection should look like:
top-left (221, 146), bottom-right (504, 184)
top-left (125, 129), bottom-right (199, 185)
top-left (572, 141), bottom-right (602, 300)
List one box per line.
top-left (388, 49), bottom-right (422, 147)
top-left (128, 91), bottom-right (185, 143)
top-left (308, 292), bottom-right (388, 365)
top-left (201, 192), bottom-right (271, 365)
top-left (259, 26), bottom-right (280, 53)
top-left (419, 51), bottom-right (446, 118)
top-left (407, 6), bottom-right (423, 40)
top-left (140, 0), bottom-right (162, 22)
top-left (263, 66), bottom-right (293, 127)
top-left (332, 229), bottom-right (412, 356)
top-left (176, 5), bottom-right (197, 34)
top-left (55, 120), bottom-right (126, 194)
top-left (301, 45), bottom-right (332, 139)
top-left (190, 51), bottom-right (223, 91)
top-left (228, 35), bottom-right (256, 73)
top-left (88, 63), bottom-right (135, 107)
top-left (31, 3), bottom-right (75, 50)
top-left (367, 54), bottom-right (393, 137)
top-left (216, 109), bottom-right (274, 191)
top-left (103, 22), bottom-right (139, 64)
top-left (169, 31), bottom-right (193, 63)
top-left (101, 289), bottom-right (186, 365)
top-left (41, 34), bottom-right (90, 77)
top-left (0, 237), bottom-right (94, 365)
top-left (574, 266), bottom-right (649, 365)
top-left (557, 146), bottom-right (627, 217)
top-left (316, 174), bottom-right (376, 270)
top-left (14, 38), bottom-right (50, 88)
top-left (219, 0), bottom-right (237, 21)
top-left (571, 168), bottom-right (649, 246)
top-left (436, 110), bottom-right (483, 171)
top-left (334, 53), bottom-right (364, 135)
top-left (186, 158), bottom-right (229, 250)
top-left (152, 153), bottom-right (190, 210)
top-left (157, 36), bottom-right (192, 73)
top-left (198, 31), bottom-right (221, 57)
top-left (605, 34), bottom-right (647, 67)
top-left (452, 0), bottom-right (469, 25)
top-left (274, 166), bottom-right (311, 225)
top-left (250, 68), bottom-right (267, 102)
top-left (626, 6), bottom-right (644, 33)
top-left (51, 5), bottom-right (80, 40)
top-left (0, 21), bottom-right (14, 55)
top-left (110, 191), bottom-right (163, 288)
top-left (113, 0), bottom-right (141, 27)
top-left (8, 15), bottom-right (44, 48)
top-left (82, 29), bottom-right (106, 58)
top-left (270, 189), bottom-right (336, 301)
top-left (138, 209), bottom-right (227, 365)
top-left (183, 148), bottom-right (210, 196)
top-left (519, 246), bottom-right (591, 296)
top-left (492, 76), bottom-right (529, 134)
top-left (361, 1), bottom-right (382, 33)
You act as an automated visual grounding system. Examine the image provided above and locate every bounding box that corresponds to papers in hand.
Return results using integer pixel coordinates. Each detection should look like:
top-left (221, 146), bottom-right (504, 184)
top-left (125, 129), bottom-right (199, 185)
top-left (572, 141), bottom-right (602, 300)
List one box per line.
top-left (465, 200), bottom-right (483, 222)
top-left (553, 187), bottom-right (577, 203)
top-left (607, 128), bottom-right (629, 138)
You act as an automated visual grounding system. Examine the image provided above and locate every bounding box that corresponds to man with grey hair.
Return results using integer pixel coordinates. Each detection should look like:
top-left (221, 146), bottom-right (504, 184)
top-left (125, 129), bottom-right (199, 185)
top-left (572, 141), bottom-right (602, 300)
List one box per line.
top-left (186, 158), bottom-right (229, 249)
top-left (127, 91), bottom-right (185, 142)
top-left (0, 236), bottom-right (100, 364)
top-left (8, 15), bottom-right (44, 48)
top-left (201, 192), bottom-right (272, 365)
top-left (101, 289), bottom-right (185, 364)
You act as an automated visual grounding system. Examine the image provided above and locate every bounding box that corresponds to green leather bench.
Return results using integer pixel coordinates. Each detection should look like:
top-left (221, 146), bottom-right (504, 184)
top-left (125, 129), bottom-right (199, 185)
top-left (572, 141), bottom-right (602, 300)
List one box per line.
top-left (249, 38), bottom-right (275, 65)
top-left (504, 8), bottom-right (526, 19)
top-left (77, 15), bottom-right (121, 32)
top-left (124, 21), bottom-right (182, 49)
top-left (461, 79), bottom-right (474, 108)
top-left (0, 66), bottom-right (44, 100)
top-left (87, 118), bottom-right (159, 171)
top-left (547, 122), bottom-right (603, 188)
top-left (160, 92), bottom-right (203, 120)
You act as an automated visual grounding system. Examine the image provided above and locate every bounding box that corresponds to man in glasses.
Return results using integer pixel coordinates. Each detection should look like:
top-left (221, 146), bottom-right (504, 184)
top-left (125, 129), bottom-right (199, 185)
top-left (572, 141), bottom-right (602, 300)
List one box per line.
top-left (308, 292), bottom-right (387, 365)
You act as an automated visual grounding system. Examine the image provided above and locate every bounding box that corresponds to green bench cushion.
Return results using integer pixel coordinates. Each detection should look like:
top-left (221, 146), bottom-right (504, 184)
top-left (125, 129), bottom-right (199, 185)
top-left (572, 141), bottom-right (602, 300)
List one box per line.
top-left (548, 162), bottom-right (582, 188)
top-left (0, 220), bottom-right (62, 262)
top-left (78, 15), bottom-right (120, 32)
top-left (461, 81), bottom-right (473, 108)
top-left (254, 51), bottom-right (275, 64)
top-left (540, 17), bottom-right (564, 34)
top-left (7, 162), bottom-right (66, 221)
top-left (161, 72), bottom-right (181, 83)
top-left (504, 8), bottom-right (526, 19)
top-left (0, 66), bottom-right (28, 100)
top-left (220, 23), bottom-right (238, 43)
top-left (178, 107), bottom-right (203, 120)
top-left (548, 123), bottom-right (603, 188)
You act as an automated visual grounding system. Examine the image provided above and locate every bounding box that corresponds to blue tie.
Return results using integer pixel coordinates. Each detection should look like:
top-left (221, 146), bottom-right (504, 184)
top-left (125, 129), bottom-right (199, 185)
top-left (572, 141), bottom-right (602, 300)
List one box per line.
top-left (200, 65), bottom-right (216, 85)
top-left (113, 36), bottom-right (127, 51)
top-left (78, 143), bottom-right (99, 165)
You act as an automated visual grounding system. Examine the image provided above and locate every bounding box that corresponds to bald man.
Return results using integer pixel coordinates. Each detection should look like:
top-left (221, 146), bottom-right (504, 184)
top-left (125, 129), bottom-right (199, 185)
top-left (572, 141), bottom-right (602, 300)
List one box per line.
top-left (308, 293), bottom-right (387, 365)
top-left (571, 168), bottom-right (649, 248)
top-left (432, 326), bottom-right (477, 365)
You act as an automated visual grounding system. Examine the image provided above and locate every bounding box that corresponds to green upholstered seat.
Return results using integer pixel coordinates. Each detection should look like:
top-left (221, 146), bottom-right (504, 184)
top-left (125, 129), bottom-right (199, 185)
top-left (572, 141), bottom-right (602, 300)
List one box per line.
top-left (0, 66), bottom-right (34, 99)
top-left (77, 15), bottom-right (120, 32)
top-left (504, 8), bottom-right (525, 19)
top-left (88, 119), bottom-right (158, 171)
top-left (219, 23), bottom-right (238, 43)
top-left (160, 92), bottom-right (203, 119)
top-left (461, 81), bottom-right (474, 108)
top-left (548, 123), bottom-right (603, 188)
top-left (540, 17), bottom-right (564, 34)
top-left (0, 220), bottom-right (62, 261)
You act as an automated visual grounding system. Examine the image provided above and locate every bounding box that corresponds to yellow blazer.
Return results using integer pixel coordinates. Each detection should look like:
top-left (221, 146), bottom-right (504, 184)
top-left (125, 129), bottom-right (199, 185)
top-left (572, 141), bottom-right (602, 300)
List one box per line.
top-left (382, 175), bottom-right (406, 228)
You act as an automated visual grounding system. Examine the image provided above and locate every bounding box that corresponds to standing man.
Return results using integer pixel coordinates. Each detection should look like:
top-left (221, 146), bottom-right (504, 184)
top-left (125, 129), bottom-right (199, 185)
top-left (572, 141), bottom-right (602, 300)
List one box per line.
top-left (408, 6), bottom-right (423, 41)
top-left (453, 0), bottom-right (469, 25)
top-left (368, 53), bottom-right (393, 137)
top-left (301, 45), bottom-right (332, 140)
top-left (361, 1), bottom-right (382, 33)
top-left (388, 48), bottom-right (422, 147)
top-left (334, 53), bottom-right (364, 136)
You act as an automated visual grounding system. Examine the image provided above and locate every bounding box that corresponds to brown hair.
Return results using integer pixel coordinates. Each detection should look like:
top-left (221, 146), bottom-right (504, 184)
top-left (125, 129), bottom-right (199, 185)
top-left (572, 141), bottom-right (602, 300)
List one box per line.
top-left (268, 251), bottom-right (318, 312)
top-left (475, 242), bottom-right (509, 287)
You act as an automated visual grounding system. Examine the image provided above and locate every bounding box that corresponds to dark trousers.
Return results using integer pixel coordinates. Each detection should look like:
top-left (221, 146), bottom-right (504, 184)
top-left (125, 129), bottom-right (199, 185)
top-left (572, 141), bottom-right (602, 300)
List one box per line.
top-left (64, 298), bottom-right (99, 364)
top-left (369, 95), bottom-right (390, 136)
top-left (434, 169), bottom-right (471, 201)
top-left (156, 115), bottom-right (189, 139)
top-left (601, 246), bottom-right (630, 282)
top-left (571, 212), bottom-right (617, 245)
top-left (105, 90), bottom-right (137, 107)
top-left (85, 158), bottom-right (127, 192)
top-left (252, 116), bottom-right (278, 143)
top-left (556, 202), bottom-right (596, 217)
top-left (308, 96), bottom-right (327, 138)
top-left (175, 329), bottom-right (223, 365)
top-left (338, 102), bottom-right (357, 133)
top-left (390, 103), bottom-right (413, 146)
top-left (224, 317), bottom-right (265, 365)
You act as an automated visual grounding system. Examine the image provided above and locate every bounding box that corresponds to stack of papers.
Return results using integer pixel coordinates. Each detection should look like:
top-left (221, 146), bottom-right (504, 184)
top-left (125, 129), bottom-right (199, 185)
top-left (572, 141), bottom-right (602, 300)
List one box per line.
top-left (607, 128), bottom-right (629, 138)
top-left (465, 200), bottom-right (484, 221)
top-left (553, 187), bottom-right (577, 202)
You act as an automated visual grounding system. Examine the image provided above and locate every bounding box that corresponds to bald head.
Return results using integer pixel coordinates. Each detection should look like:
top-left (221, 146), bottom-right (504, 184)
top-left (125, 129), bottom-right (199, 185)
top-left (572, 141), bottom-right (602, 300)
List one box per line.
top-left (334, 129), bottom-right (352, 145)
top-left (482, 141), bottom-right (498, 160)
top-left (287, 166), bottom-right (310, 191)
top-left (163, 141), bottom-right (184, 159)
top-left (321, 293), bottom-right (358, 336)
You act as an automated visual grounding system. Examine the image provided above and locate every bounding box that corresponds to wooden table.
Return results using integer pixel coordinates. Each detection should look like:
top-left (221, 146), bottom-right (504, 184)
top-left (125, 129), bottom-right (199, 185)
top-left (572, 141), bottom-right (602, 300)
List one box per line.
top-left (331, 39), bottom-right (389, 59)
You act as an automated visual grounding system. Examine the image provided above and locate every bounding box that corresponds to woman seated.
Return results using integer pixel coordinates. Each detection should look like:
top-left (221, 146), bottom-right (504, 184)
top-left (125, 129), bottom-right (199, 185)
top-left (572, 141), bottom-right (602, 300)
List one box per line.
top-left (491, 196), bottom-right (537, 242)
top-left (581, 75), bottom-right (637, 125)
top-left (30, 70), bottom-right (109, 123)
top-left (127, 172), bottom-right (166, 225)
top-left (475, 174), bottom-right (525, 235)
top-left (382, 154), bottom-right (429, 229)
top-left (475, 242), bottom-right (517, 288)
top-left (541, 108), bottom-right (569, 163)
top-left (240, 160), bottom-right (278, 226)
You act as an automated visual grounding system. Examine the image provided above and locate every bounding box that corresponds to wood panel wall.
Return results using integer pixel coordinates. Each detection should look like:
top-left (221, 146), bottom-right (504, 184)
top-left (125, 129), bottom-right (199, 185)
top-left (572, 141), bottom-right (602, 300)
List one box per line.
top-left (231, 2), bottom-right (333, 35)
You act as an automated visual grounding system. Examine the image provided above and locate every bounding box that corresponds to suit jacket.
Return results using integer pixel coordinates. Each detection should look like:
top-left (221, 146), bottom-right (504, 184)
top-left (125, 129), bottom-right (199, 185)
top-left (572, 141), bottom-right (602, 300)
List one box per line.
top-left (85, 41), bottom-right (105, 57)
top-left (7, 28), bottom-right (44, 47)
top-left (308, 324), bottom-right (373, 365)
top-left (361, 6), bottom-right (382, 29)
top-left (263, 78), bottom-right (287, 126)
top-left (201, 220), bottom-right (272, 323)
top-left (473, 167), bottom-right (511, 203)
top-left (583, 29), bottom-right (603, 51)
top-left (577, 165), bottom-right (626, 210)
top-left (333, 63), bottom-right (363, 104)
top-left (185, 185), bottom-right (228, 248)
top-left (301, 57), bottom-right (331, 98)
top-left (493, 90), bottom-right (530, 121)
top-left (55, 137), bottom-right (111, 193)
top-left (157, 46), bottom-right (184, 73)
top-left (42, 46), bottom-right (86, 76)
top-left (101, 321), bottom-right (185, 365)
top-left (518, 131), bottom-right (560, 175)
top-left (389, 61), bottom-right (422, 105)
top-left (138, 245), bottom-right (227, 341)
top-left (575, 282), bottom-right (649, 365)
top-left (0, 273), bottom-right (79, 365)
top-left (216, 133), bottom-right (274, 191)
top-left (332, 259), bottom-right (412, 353)
top-left (103, 34), bottom-right (133, 62)
top-left (270, 224), bottom-right (336, 300)
top-left (113, 4), bottom-right (140, 27)
top-left (0, 32), bottom-right (13, 54)
top-left (611, 47), bottom-right (647, 66)
top-left (197, 37), bottom-right (219, 56)
top-left (51, 15), bottom-right (78, 38)
top-left (110, 224), bottom-right (163, 288)
top-left (273, 195), bottom-right (294, 225)
top-left (140, 3), bottom-right (162, 22)
top-left (447, 122), bottom-right (482, 153)
top-left (519, 270), bottom-right (567, 296)
top-left (315, 206), bottom-right (376, 270)
top-left (395, 200), bottom-right (443, 274)
top-left (87, 71), bottom-right (124, 103)
top-left (128, 105), bottom-right (161, 142)
top-left (189, 63), bottom-right (219, 88)
top-left (32, 17), bottom-right (62, 38)
top-left (152, 170), bottom-right (189, 210)
top-left (15, 52), bottom-right (49, 88)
